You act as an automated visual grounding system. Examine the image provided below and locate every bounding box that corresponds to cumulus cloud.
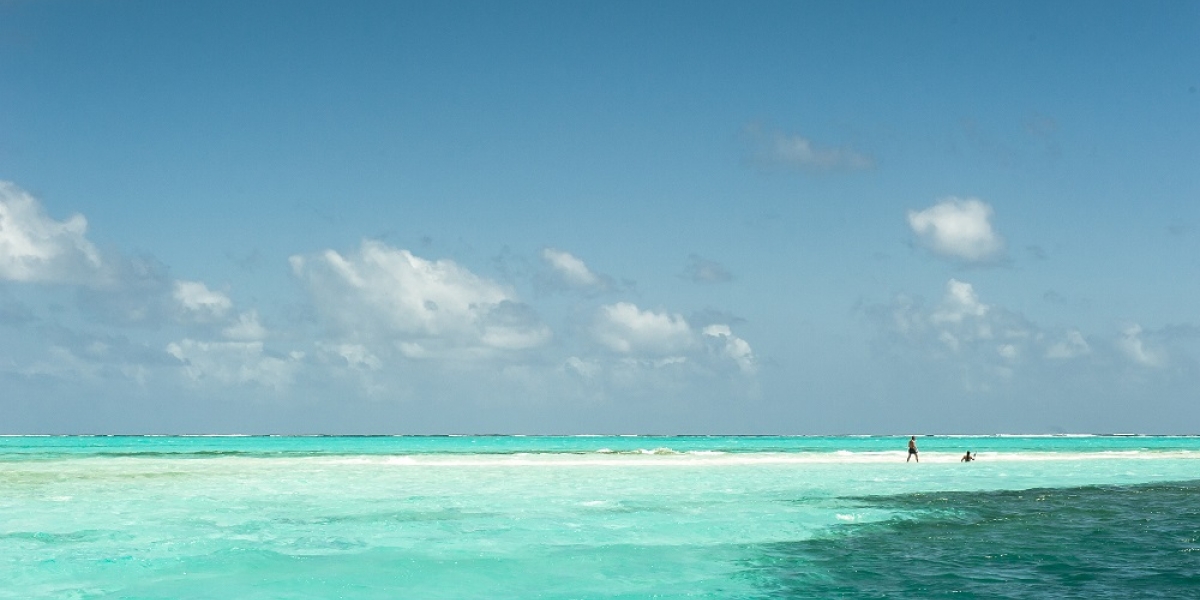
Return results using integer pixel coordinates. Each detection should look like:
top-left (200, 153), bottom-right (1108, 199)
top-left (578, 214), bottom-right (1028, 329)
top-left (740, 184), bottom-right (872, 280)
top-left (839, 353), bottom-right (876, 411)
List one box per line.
top-left (555, 305), bottom-right (758, 405)
top-left (544, 247), bottom-right (600, 286)
top-left (478, 301), bottom-right (552, 351)
top-left (593, 302), bottom-right (695, 356)
top-left (293, 241), bottom-right (510, 337)
top-left (872, 279), bottom-right (1036, 360)
top-left (929, 280), bottom-right (1005, 353)
top-left (908, 197), bottom-right (1005, 262)
top-left (291, 241), bottom-right (550, 358)
top-left (0, 183), bottom-right (260, 334)
top-left (0, 181), bottom-right (105, 284)
top-left (542, 248), bottom-right (603, 288)
top-left (933, 279), bottom-right (989, 325)
top-left (1119, 325), bottom-right (1163, 368)
top-left (745, 125), bottom-right (874, 172)
top-left (173, 280), bottom-right (233, 322)
top-left (589, 303), bottom-right (758, 377)
top-left (867, 279), bottom-right (1199, 399)
top-left (166, 339), bottom-right (303, 390)
top-left (702, 324), bottom-right (756, 374)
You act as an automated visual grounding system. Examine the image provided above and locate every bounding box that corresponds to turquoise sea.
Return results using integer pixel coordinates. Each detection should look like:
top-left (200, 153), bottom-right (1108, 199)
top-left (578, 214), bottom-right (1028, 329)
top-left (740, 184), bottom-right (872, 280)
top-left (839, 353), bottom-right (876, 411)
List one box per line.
top-left (2, 435), bottom-right (1198, 598)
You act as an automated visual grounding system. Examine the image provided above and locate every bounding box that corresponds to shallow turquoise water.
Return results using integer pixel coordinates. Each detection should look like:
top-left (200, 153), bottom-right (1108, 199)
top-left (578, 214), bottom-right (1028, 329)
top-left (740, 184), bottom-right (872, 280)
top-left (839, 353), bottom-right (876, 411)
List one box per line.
top-left (2, 436), bottom-right (1198, 598)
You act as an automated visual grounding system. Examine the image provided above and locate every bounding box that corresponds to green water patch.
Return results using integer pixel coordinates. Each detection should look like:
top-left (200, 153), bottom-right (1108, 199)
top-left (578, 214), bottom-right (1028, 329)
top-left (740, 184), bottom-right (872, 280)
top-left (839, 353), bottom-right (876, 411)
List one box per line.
top-left (746, 480), bottom-right (1200, 598)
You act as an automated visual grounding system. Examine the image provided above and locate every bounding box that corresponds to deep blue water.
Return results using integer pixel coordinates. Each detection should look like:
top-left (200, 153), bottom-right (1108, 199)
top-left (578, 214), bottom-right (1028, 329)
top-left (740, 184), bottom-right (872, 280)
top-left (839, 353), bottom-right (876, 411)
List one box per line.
top-left (752, 481), bottom-right (1200, 598)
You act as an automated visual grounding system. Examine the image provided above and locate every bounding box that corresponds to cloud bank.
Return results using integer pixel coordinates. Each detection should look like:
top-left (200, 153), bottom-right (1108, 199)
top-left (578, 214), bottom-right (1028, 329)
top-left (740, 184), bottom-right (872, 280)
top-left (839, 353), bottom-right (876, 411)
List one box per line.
top-left (869, 278), bottom-right (1185, 399)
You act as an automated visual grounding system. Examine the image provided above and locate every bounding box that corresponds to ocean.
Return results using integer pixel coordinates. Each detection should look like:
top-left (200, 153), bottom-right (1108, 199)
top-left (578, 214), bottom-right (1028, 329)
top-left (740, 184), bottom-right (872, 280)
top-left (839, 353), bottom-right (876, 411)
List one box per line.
top-left (2, 435), bottom-right (1198, 598)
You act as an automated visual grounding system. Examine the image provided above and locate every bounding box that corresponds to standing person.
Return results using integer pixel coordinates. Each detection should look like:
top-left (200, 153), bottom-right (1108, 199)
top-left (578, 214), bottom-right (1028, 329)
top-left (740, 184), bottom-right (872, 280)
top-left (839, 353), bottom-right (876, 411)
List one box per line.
top-left (961, 451), bottom-right (974, 462)
top-left (907, 436), bottom-right (919, 463)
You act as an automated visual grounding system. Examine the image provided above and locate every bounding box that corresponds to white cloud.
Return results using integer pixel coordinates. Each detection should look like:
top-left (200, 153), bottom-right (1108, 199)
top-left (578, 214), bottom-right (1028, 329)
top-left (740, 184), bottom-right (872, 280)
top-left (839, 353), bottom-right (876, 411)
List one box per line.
top-left (1046, 330), bottom-right (1090, 359)
top-left (868, 279), bottom-right (1199, 400)
top-left (542, 248), bottom-right (602, 288)
top-left (589, 304), bottom-right (758, 378)
top-left (747, 126), bottom-right (874, 172)
top-left (222, 310), bottom-right (267, 341)
top-left (933, 279), bottom-right (990, 325)
top-left (1119, 324), bottom-right (1163, 367)
top-left (173, 280), bottom-right (233, 322)
top-left (292, 241), bottom-right (549, 356)
top-left (923, 279), bottom-right (998, 352)
top-left (0, 181), bottom-right (105, 284)
top-left (294, 241), bottom-right (510, 337)
top-left (566, 308), bottom-right (761, 391)
top-left (908, 197), bottom-right (1005, 262)
top-left (166, 339), bottom-right (303, 390)
top-left (702, 324), bottom-right (757, 374)
top-left (872, 279), bottom-right (1039, 363)
top-left (594, 302), bottom-right (694, 355)
top-left (0, 185), bottom-right (240, 332)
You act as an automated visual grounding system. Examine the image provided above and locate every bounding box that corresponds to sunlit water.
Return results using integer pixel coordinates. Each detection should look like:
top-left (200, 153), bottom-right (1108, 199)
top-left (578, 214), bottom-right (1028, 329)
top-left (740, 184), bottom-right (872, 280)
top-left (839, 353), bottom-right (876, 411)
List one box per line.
top-left (2, 436), bottom-right (1198, 598)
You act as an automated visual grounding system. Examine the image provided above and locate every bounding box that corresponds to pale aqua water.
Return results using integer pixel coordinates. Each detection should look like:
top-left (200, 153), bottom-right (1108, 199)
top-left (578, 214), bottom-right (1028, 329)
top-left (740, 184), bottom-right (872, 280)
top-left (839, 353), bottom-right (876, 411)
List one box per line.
top-left (2, 436), bottom-right (1198, 598)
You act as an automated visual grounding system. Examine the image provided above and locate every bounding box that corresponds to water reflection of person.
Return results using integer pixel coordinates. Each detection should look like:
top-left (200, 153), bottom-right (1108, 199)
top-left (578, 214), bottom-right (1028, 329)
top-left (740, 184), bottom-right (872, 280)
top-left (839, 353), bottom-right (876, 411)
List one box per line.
top-left (907, 436), bottom-right (919, 463)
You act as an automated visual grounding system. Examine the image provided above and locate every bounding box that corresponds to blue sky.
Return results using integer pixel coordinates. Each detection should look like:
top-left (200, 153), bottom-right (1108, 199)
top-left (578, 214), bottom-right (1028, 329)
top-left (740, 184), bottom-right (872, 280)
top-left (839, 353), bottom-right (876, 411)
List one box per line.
top-left (1, 1), bottom-right (1197, 433)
